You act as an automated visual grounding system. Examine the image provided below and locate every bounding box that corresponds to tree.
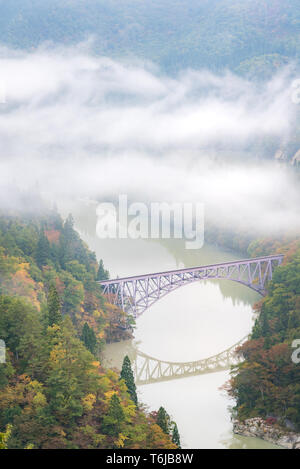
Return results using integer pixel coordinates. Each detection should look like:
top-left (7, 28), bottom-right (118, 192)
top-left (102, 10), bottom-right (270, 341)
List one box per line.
top-left (59, 214), bottom-right (77, 268)
top-left (0, 424), bottom-right (12, 449)
top-left (81, 322), bottom-right (97, 355)
top-left (0, 295), bottom-right (42, 367)
top-left (288, 309), bottom-right (299, 330)
top-left (229, 245), bottom-right (300, 429)
top-left (64, 214), bottom-right (75, 240)
top-left (97, 259), bottom-right (109, 281)
top-left (36, 229), bottom-right (50, 268)
top-left (102, 393), bottom-right (125, 437)
top-left (171, 422), bottom-right (181, 448)
top-left (45, 317), bottom-right (99, 427)
top-left (156, 406), bottom-right (170, 435)
top-left (47, 284), bottom-right (62, 326)
top-left (0, 211), bottom-right (182, 449)
top-left (120, 355), bottom-right (137, 405)
top-left (59, 271), bottom-right (84, 314)
top-left (155, 408), bottom-right (180, 447)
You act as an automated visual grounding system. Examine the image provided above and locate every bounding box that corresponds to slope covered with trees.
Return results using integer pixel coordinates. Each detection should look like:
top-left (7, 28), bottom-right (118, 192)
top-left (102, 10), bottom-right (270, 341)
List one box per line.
top-left (0, 207), bottom-right (177, 449)
top-left (0, 0), bottom-right (298, 77)
top-left (0, 209), bottom-right (131, 345)
top-left (228, 240), bottom-right (300, 431)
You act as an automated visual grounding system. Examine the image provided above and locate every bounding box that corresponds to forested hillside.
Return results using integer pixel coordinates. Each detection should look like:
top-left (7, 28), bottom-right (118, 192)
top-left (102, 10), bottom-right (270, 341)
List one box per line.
top-left (228, 239), bottom-right (300, 431)
top-left (0, 207), bottom-right (177, 449)
top-left (0, 0), bottom-right (299, 77)
top-left (207, 225), bottom-right (300, 431)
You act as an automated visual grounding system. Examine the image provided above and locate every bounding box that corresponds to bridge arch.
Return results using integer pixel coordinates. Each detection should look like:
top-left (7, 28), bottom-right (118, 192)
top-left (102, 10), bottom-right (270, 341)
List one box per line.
top-left (126, 276), bottom-right (264, 319)
top-left (99, 255), bottom-right (283, 318)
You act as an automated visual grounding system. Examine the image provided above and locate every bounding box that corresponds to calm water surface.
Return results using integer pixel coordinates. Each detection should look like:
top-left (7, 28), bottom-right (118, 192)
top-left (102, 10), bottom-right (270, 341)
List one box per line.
top-left (61, 200), bottom-right (280, 449)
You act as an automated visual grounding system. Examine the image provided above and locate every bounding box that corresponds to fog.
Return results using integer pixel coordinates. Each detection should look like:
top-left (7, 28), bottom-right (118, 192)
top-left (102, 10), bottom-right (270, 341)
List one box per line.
top-left (0, 43), bottom-right (299, 234)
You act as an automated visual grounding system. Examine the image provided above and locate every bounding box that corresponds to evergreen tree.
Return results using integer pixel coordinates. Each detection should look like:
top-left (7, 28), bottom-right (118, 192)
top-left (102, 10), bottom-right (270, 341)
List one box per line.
top-left (97, 259), bottom-right (109, 281)
top-left (288, 310), bottom-right (299, 331)
top-left (81, 322), bottom-right (97, 355)
top-left (36, 229), bottom-right (50, 268)
top-left (156, 406), bottom-right (170, 435)
top-left (59, 214), bottom-right (77, 268)
top-left (261, 310), bottom-right (270, 336)
top-left (64, 214), bottom-right (75, 239)
top-left (120, 355), bottom-right (137, 405)
top-left (171, 422), bottom-right (181, 448)
top-left (260, 310), bottom-right (272, 349)
top-left (102, 393), bottom-right (125, 437)
top-left (47, 284), bottom-right (62, 326)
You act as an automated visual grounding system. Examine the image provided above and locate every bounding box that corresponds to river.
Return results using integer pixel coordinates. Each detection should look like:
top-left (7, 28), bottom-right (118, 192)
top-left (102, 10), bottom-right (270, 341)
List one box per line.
top-left (61, 200), bottom-right (280, 449)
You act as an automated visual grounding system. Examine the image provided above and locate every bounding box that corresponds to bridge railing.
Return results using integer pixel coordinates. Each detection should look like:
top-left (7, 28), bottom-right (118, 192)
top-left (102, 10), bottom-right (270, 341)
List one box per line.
top-left (98, 255), bottom-right (284, 317)
top-left (98, 255), bottom-right (284, 285)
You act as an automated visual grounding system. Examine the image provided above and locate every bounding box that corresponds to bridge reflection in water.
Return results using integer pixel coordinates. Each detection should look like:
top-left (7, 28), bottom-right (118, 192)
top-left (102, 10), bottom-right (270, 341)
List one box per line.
top-left (100, 255), bottom-right (284, 385)
top-left (130, 336), bottom-right (247, 386)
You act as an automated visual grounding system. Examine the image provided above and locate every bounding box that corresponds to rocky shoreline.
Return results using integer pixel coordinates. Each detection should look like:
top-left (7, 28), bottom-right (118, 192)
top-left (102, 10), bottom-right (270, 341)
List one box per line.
top-left (233, 418), bottom-right (300, 449)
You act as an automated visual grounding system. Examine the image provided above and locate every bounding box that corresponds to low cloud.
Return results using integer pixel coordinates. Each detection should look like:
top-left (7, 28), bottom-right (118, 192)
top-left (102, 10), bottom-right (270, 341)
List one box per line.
top-left (0, 43), bottom-right (299, 235)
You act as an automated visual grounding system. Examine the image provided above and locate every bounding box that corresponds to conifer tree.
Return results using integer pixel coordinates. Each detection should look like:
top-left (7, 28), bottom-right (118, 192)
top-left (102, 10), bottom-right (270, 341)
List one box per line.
top-left (97, 259), bottom-right (109, 281)
top-left (260, 310), bottom-right (272, 349)
top-left (64, 214), bottom-right (75, 239)
top-left (261, 310), bottom-right (270, 336)
top-left (171, 422), bottom-right (181, 448)
top-left (288, 310), bottom-right (299, 331)
top-left (36, 229), bottom-right (50, 268)
top-left (81, 322), bottom-right (97, 355)
top-left (47, 284), bottom-right (62, 326)
top-left (120, 355), bottom-right (138, 405)
top-left (102, 393), bottom-right (125, 437)
top-left (156, 406), bottom-right (170, 435)
top-left (59, 214), bottom-right (77, 268)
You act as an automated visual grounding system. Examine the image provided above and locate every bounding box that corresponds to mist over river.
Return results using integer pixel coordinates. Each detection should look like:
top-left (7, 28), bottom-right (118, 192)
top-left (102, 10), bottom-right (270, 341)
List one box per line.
top-left (61, 200), bottom-right (281, 449)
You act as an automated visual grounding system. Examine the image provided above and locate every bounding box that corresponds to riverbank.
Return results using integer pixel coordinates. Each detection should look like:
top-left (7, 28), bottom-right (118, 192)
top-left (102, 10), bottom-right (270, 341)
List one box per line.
top-left (233, 418), bottom-right (300, 449)
top-left (68, 204), bottom-right (280, 449)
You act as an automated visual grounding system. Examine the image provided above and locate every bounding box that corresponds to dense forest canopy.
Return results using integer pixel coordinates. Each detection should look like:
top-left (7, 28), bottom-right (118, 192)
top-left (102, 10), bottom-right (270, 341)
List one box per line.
top-left (0, 0), bottom-right (299, 77)
top-left (229, 240), bottom-right (300, 431)
top-left (0, 0), bottom-right (299, 450)
top-left (0, 207), bottom-right (178, 449)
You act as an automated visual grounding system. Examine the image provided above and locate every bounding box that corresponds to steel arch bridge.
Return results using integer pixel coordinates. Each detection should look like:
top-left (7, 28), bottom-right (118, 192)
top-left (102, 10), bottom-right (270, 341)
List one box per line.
top-left (99, 255), bottom-right (284, 318)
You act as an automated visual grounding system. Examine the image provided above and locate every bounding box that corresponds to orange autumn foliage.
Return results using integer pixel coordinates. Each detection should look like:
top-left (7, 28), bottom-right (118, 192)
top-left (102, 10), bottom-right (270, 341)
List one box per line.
top-left (3, 262), bottom-right (44, 310)
top-left (44, 230), bottom-right (61, 244)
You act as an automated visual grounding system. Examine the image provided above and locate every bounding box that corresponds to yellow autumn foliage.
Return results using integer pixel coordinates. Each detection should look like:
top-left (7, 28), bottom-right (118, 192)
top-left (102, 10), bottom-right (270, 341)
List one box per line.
top-left (50, 348), bottom-right (66, 363)
top-left (32, 392), bottom-right (47, 409)
top-left (104, 390), bottom-right (117, 400)
top-left (81, 393), bottom-right (96, 412)
top-left (123, 403), bottom-right (136, 422)
top-left (115, 432), bottom-right (127, 448)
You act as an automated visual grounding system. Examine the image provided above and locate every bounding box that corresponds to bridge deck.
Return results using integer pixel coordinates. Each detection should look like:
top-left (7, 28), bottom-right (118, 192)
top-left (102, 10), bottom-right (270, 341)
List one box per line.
top-left (98, 254), bottom-right (284, 284)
